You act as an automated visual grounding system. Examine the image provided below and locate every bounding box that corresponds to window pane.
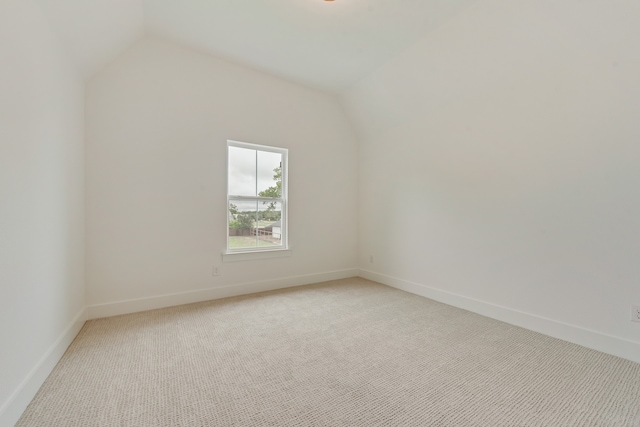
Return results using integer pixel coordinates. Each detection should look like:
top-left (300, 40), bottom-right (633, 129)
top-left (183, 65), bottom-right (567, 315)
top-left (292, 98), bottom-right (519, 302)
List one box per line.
top-left (228, 146), bottom-right (256, 196)
top-left (228, 199), bottom-right (258, 249)
top-left (257, 201), bottom-right (282, 247)
top-left (227, 141), bottom-right (287, 252)
top-left (257, 151), bottom-right (282, 197)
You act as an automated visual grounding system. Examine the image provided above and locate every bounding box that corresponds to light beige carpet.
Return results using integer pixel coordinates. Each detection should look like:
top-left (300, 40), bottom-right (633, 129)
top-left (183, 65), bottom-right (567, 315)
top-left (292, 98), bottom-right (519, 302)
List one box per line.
top-left (17, 278), bottom-right (640, 426)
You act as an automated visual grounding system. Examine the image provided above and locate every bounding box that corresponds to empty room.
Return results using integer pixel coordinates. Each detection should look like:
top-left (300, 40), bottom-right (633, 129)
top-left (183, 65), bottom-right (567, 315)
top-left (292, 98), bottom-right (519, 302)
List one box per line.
top-left (1, 0), bottom-right (640, 426)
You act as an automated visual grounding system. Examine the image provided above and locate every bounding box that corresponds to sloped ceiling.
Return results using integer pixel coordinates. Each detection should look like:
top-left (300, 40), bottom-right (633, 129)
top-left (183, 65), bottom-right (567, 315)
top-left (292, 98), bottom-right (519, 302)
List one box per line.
top-left (34, 0), bottom-right (145, 78)
top-left (37, 0), bottom-right (478, 91)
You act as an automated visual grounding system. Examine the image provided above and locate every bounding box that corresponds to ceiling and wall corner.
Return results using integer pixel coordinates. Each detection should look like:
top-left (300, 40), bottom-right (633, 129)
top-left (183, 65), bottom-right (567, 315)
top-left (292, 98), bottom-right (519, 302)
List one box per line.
top-left (33, 0), bottom-right (145, 78)
top-left (141, 0), bottom-right (480, 92)
top-left (34, 0), bottom-right (480, 90)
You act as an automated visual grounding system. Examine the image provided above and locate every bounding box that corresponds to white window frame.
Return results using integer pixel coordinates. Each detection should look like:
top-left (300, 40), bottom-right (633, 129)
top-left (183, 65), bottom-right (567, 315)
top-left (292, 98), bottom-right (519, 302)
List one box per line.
top-left (225, 140), bottom-right (288, 257)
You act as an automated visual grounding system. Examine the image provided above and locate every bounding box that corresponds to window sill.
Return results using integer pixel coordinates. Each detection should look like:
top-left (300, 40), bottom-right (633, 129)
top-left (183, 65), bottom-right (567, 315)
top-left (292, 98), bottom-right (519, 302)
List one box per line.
top-left (222, 249), bottom-right (292, 263)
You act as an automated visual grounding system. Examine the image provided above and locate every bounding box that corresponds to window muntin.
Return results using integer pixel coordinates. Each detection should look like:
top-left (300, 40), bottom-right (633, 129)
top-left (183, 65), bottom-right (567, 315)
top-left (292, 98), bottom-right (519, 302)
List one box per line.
top-left (227, 141), bottom-right (287, 252)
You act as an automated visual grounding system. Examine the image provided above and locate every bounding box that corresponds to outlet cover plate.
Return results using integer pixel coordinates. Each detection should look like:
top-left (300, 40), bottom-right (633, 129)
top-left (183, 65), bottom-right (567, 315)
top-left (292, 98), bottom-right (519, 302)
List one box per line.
top-left (631, 304), bottom-right (640, 323)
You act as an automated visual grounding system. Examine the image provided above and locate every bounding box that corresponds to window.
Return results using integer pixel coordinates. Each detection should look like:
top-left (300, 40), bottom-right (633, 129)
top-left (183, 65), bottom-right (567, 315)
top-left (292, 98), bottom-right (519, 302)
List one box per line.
top-left (227, 140), bottom-right (288, 253)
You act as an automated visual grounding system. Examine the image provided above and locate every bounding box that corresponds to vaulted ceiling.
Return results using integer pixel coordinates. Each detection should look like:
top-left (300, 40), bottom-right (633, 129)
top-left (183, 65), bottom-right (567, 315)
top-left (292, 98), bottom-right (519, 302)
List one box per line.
top-left (35, 0), bottom-right (478, 92)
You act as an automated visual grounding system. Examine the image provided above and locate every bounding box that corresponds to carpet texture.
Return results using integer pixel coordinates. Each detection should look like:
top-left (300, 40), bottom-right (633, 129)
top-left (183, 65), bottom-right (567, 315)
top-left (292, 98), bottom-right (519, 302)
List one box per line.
top-left (16, 278), bottom-right (640, 426)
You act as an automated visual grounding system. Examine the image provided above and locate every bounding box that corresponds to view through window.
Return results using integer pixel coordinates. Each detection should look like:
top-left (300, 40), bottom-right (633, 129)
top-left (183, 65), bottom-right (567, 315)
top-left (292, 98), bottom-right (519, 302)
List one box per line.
top-left (227, 141), bottom-right (287, 252)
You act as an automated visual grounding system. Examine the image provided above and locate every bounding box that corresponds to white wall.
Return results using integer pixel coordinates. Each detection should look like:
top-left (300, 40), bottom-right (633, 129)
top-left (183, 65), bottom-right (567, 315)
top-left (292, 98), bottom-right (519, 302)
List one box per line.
top-left (0, 1), bottom-right (85, 424)
top-left (344, 1), bottom-right (640, 361)
top-left (86, 37), bottom-right (358, 314)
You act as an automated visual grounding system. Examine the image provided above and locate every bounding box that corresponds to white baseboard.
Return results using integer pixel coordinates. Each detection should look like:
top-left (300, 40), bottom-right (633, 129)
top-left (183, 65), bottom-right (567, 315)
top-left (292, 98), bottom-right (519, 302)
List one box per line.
top-left (0, 308), bottom-right (87, 427)
top-left (359, 269), bottom-right (640, 364)
top-left (87, 268), bottom-right (359, 319)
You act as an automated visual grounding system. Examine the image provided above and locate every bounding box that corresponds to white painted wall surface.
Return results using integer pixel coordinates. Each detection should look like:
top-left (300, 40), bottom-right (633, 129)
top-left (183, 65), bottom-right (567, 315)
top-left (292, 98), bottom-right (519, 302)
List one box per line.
top-left (86, 38), bottom-right (358, 310)
top-left (0, 0), bottom-right (85, 423)
top-left (344, 1), bottom-right (640, 360)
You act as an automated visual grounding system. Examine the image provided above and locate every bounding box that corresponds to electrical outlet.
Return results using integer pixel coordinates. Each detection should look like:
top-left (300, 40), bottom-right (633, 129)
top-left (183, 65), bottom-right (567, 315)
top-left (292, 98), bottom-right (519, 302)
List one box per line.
top-left (369, 255), bottom-right (374, 264)
top-left (631, 304), bottom-right (640, 323)
top-left (213, 266), bottom-right (220, 277)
